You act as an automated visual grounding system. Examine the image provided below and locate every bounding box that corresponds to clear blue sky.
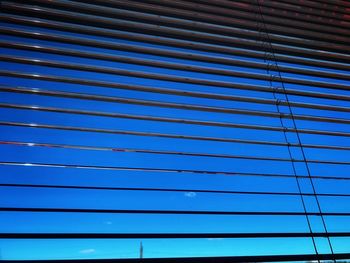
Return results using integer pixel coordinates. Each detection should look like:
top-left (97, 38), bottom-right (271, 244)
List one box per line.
top-left (0, 14), bottom-right (350, 260)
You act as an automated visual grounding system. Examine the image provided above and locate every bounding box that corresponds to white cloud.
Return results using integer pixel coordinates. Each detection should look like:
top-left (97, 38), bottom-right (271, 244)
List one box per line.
top-left (80, 249), bottom-right (96, 254)
top-left (184, 192), bottom-right (196, 198)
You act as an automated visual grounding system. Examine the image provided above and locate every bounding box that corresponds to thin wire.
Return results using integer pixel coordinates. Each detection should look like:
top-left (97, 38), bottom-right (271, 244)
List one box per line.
top-left (255, 0), bottom-right (336, 260)
top-left (254, 1), bottom-right (320, 259)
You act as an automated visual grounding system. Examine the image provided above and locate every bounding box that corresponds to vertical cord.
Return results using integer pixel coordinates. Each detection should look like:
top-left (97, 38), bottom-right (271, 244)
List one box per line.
top-left (254, 1), bottom-right (335, 261)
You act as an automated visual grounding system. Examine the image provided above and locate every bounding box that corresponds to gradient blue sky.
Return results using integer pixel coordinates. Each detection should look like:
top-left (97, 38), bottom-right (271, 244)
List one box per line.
top-left (0, 10), bottom-right (350, 260)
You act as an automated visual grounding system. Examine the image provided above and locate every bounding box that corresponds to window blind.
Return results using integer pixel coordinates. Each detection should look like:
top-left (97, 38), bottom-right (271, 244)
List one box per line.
top-left (0, 0), bottom-right (350, 262)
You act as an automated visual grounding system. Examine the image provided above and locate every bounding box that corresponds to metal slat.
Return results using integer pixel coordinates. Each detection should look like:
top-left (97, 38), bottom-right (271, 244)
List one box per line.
top-left (75, 0), bottom-right (350, 44)
top-left (3, 112), bottom-right (350, 150)
top-left (4, 85), bottom-right (350, 118)
top-left (17, 0), bottom-right (350, 46)
top-left (2, 232), bottom-right (350, 239)
top-left (1, 121), bottom-right (295, 143)
top-left (2, 2), bottom-right (350, 63)
top-left (3, 40), bottom-right (350, 81)
top-left (2, 119), bottom-right (350, 146)
top-left (1, 160), bottom-right (349, 181)
top-left (262, 0), bottom-right (350, 16)
top-left (208, 0), bottom-right (350, 23)
top-left (3, 70), bottom-right (350, 105)
top-left (314, 0), bottom-right (350, 9)
top-left (3, 116), bottom-right (350, 150)
top-left (190, 1), bottom-right (350, 28)
top-left (3, 55), bottom-right (350, 95)
top-left (313, 0), bottom-right (350, 9)
top-left (3, 95), bottom-right (350, 128)
top-left (3, 139), bottom-right (350, 166)
top-left (135, 0), bottom-right (350, 36)
top-left (2, 17), bottom-right (349, 72)
top-left (1, 207), bottom-right (350, 216)
top-left (2, 253), bottom-right (350, 263)
top-left (2, 182), bottom-right (350, 197)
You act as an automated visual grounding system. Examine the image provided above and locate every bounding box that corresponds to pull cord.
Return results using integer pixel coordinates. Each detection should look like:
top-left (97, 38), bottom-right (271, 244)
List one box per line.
top-left (254, 1), bottom-right (335, 261)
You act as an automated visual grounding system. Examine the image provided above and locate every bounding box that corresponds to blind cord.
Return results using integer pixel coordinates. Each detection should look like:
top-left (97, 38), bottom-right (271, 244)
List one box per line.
top-left (254, 1), bottom-right (335, 261)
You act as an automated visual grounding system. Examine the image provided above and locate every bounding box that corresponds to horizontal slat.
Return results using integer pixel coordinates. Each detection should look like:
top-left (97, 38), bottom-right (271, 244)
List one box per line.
top-left (1, 103), bottom-right (298, 132)
top-left (2, 17), bottom-right (349, 72)
top-left (2, 253), bottom-right (350, 263)
top-left (4, 85), bottom-right (350, 118)
top-left (2, 135), bottom-right (350, 165)
top-left (89, 0), bottom-right (350, 37)
top-left (3, 2), bottom-right (350, 63)
top-left (206, 0), bottom-right (350, 23)
top-left (3, 119), bottom-right (350, 151)
top-left (147, 0), bottom-right (350, 30)
top-left (3, 55), bottom-right (350, 95)
top-left (3, 94), bottom-right (350, 126)
top-left (1, 161), bottom-right (349, 180)
top-left (0, 183), bottom-right (339, 197)
top-left (3, 40), bottom-right (350, 81)
top-left (313, 0), bottom-right (350, 9)
top-left (260, 0), bottom-right (350, 16)
top-left (2, 182), bottom-right (350, 197)
top-left (15, 0), bottom-right (350, 46)
top-left (2, 232), bottom-right (350, 238)
top-left (2, 105), bottom-right (350, 138)
top-left (1, 207), bottom-right (350, 216)
top-left (3, 70), bottom-right (350, 107)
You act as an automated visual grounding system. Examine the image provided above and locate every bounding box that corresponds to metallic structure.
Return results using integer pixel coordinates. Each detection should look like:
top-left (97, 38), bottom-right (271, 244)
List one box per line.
top-left (0, 0), bottom-right (350, 262)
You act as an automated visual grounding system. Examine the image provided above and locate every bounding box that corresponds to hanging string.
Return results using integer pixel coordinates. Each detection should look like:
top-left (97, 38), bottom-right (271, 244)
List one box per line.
top-left (253, 0), bottom-right (336, 261)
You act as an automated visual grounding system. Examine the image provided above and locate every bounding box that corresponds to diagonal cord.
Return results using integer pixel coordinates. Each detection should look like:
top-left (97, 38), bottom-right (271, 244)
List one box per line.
top-left (254, 0), bottom-right (336, 260)
top-left (253, 1), bottom-right (336, 260)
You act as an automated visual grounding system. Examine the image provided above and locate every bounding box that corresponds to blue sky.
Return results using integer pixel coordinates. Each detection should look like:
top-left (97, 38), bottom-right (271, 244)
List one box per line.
top-left (0, 8), bottom-right (350, 260)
